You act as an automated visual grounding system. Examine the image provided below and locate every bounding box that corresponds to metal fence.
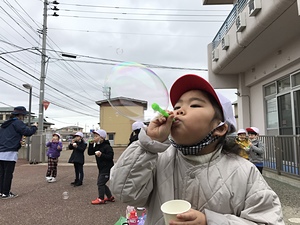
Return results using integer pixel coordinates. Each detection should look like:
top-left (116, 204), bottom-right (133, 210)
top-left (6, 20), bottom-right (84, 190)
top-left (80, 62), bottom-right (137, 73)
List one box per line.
top-left (212, 0), bottom-right (248, 49)
top-left (260, 135), bottom-right (300, 178)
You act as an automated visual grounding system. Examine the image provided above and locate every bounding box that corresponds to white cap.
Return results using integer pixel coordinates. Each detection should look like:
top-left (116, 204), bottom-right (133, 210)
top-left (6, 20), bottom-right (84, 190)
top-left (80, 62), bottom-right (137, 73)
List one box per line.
top-left (132, 121), bottom-right (145, 131)
top-left (215, 91), bottom-right (237, 134)
top-left (237, 129), bottom-right (247, 134)
top-left (52, 133), bottom-right (61, 139)
top-left (74, 132), bottom-right (83, 138)
top-left (93, 129), bottom-right (107, 139)
top-left (246, 127), bottom-right (259, 135)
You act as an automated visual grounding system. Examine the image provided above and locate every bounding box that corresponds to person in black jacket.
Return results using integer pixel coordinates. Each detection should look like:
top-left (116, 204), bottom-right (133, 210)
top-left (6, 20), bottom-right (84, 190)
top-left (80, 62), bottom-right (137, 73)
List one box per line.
top-left (88, 129), bottom-right (114, 204)
top-left (0, 106), bottom-right (37, 199)
top-left (128, 121), bottom-right (145, 146)
top-left (68, 132), bottom-right (87, 186)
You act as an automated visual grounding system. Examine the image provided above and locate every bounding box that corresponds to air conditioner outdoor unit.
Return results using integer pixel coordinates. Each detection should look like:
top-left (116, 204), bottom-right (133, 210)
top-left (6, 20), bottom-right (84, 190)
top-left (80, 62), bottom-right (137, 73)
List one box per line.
top-left (212, 49), bottom-right (219, 62)
top-left (236, 12), bottom-right (246, 32)
top-left (249, 0), bottom-right (262, 17)
top-left (221, 35), bottom-right (230, 50)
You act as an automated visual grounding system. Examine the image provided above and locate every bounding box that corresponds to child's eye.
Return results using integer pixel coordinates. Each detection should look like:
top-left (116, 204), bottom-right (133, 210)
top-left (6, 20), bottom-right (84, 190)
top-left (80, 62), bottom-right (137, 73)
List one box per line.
top-left (190, 104), bottom-right (201, 108)
top-left (173, 106), bottom-right (180, 110)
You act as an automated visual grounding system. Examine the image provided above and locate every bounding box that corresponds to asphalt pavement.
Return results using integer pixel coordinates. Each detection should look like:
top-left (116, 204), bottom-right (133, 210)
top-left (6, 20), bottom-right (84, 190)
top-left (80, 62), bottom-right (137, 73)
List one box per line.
top-left (1, 147), bottom-right (300, 225)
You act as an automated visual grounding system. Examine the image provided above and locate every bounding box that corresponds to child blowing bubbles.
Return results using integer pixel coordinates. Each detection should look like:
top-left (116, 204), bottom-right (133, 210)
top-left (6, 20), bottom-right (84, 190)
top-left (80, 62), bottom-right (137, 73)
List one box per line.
top-left (88, 129), bottom-right (115, 204)
top-left (110, 74), bottom-right (284, 225)
top-left (45, 133), bottom-right (63, 183)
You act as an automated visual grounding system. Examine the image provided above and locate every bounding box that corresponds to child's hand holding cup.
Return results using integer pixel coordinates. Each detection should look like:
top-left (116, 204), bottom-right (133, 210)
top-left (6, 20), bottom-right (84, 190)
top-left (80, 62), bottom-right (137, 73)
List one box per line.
top-left (161, 200), bottom-right (191, 225)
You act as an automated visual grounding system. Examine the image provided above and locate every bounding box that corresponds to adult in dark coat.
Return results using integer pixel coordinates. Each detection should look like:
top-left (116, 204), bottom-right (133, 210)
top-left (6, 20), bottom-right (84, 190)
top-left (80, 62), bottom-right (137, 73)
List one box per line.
top-left (0, 106), bottom-right (37, 199)
top-left (88, 129), bottom-right (114, 204)
top-left (68, 132), bottom-right (87, 186)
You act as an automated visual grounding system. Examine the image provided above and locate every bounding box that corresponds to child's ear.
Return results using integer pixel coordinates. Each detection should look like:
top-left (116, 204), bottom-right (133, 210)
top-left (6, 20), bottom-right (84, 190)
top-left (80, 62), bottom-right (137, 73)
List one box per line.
top-left (213, 123), bottom-right (228, 137)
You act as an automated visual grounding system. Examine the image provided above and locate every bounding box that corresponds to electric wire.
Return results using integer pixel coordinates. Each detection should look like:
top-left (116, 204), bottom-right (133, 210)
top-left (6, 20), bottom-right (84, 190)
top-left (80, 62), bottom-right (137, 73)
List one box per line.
top-left (0, 0), bottom-right (222, 127)
top-left (60, 8), bottom-right (228, 17)
top-left (60, 3), bottom-right (231, 12)
top-left (58, 14), bottom-right (225, 23)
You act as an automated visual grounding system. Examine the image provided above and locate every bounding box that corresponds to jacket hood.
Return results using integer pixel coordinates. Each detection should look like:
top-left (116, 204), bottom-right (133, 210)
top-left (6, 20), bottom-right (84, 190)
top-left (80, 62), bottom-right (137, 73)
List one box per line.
top-left (1, 118), bottom-right (16, 128)
top-left (104, 139), bottom-right (111, 145)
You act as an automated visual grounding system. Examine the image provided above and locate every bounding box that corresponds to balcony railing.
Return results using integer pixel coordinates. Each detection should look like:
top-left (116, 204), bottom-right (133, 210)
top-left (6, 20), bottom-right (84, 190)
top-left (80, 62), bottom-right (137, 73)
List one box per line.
top-left (212, 0), bottom-right (248, 49)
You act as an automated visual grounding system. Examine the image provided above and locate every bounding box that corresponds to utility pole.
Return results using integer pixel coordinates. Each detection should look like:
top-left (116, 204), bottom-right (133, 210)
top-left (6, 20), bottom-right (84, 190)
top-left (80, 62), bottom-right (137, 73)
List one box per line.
top-left (29, 0), bottom-right (60, 163)
top-left (37, 0), bottom-right (48, 163)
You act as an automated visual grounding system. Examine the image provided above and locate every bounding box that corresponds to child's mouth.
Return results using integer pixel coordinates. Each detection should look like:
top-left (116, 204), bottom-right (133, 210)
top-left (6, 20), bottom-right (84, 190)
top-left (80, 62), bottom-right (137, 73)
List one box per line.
top-left (172, 118), bottom-right (180, 126)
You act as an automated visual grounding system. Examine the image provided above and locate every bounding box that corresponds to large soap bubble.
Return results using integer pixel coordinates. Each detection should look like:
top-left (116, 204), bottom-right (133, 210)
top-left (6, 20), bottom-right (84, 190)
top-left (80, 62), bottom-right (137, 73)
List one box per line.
top-left (103, 62), bottom-right (169, 122)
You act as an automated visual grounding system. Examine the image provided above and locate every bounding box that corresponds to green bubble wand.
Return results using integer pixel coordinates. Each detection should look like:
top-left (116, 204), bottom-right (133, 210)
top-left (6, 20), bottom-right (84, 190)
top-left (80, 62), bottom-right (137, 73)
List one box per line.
top-left (151, 103), bottom-right (170, 117)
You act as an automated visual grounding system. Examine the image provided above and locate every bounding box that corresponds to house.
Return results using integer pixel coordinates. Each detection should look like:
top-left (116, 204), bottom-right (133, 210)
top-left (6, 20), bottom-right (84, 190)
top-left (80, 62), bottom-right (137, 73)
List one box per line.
top-left (204, 0), bottom-right (300, 135)
top-left (96, 97), bottom-right (147, 146)
top-left (0, 107), bottom-right (54, 130)
top-left (55, 126), bottom-right (84, 141)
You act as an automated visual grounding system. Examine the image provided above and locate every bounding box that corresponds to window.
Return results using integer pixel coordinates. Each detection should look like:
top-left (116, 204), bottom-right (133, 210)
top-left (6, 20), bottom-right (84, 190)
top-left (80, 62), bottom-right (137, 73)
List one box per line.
top-left (265, 83), bottom-right (278, 134)
top-left (277, 77), bottom-right (290, 93)
top-left (266, 98), bottom-right (278, 129)
top-left (108, 133), bottom-right (114, 141)
top-left (278, 93), bottom-right (292, 135)
top-left (294, 90), bottom-right (300, 134)
top-left (264, 83), bottom-right (276, 96)
top-left (107, 133), bottom-right (115, 146)
top-left (291, 71), bottom-right (300, 87)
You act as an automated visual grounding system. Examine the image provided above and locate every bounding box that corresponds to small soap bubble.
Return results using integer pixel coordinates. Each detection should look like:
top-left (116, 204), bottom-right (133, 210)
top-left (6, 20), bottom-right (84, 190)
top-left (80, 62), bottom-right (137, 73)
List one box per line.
top-left (62, 191), bottom-right (69, 200)
top-left (116, 48), bottom-right (123, 55)
top-left (103, 62), bottom-right (169, 122)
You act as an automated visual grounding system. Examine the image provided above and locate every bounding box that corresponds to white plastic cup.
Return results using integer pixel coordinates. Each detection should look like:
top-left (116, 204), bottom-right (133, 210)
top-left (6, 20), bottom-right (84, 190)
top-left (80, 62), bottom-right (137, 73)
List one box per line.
top-left (160, 200), bottom-right (191, 225)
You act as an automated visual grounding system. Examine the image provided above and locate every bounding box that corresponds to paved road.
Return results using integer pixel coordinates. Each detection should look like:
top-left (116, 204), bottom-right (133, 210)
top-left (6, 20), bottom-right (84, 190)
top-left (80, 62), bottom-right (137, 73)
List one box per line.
top-left (1, 148), bottom-right (300, 225)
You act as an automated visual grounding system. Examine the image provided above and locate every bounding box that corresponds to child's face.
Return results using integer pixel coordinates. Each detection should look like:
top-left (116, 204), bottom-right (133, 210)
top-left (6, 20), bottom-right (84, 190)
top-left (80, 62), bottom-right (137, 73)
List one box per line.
top-left (248, 133), bottom-right (258, 140)
top-left (93, 133), bottom-right (102, 142)
top-left (52, 136), bottom-right (59, 142)
top-left (74, 136), bottom-right (81, 141)
top-left (238, 133), bottom-right (247, 140)
top-left (171, 90), bottom-right (220, 146)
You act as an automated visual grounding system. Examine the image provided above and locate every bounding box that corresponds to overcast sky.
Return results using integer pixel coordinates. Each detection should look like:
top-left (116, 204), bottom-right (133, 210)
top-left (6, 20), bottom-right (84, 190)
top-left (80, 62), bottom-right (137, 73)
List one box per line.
top-left (0, 0), bottom-right (235, 132)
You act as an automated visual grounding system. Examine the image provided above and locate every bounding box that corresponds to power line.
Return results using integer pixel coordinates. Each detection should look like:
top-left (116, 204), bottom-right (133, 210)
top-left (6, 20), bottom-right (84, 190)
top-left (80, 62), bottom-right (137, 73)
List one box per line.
top-left (48, 27), bottom-right (213, 38)
top-left (60, 8), bottom-right (228, 17)
top-left (58, 14), bottom-right (225, 23)
top-left (0, 56), bottom-right (99, 112)
top-left (0, 47), bottom-right (33, 55)
top-left (54, 58), bottom-right (208, 71)
top-left (60, 3), bottom-right (231, 12)
top-left (45, 49), bottom-right (208, 71)
top-left (0, 76), bottom-right (98, 118)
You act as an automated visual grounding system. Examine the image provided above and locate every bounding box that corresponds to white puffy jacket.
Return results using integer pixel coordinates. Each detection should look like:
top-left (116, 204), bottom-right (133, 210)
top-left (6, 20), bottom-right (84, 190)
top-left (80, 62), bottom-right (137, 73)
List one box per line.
top-left (110, 129), bottom-right (284, 225)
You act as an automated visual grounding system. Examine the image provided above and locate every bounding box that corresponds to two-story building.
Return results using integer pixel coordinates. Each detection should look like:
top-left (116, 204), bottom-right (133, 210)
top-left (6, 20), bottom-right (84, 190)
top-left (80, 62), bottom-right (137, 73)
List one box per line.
top-left (96, 97), bottom-right (147, 146)
top-left (204, 0), bottom-right (300, 135)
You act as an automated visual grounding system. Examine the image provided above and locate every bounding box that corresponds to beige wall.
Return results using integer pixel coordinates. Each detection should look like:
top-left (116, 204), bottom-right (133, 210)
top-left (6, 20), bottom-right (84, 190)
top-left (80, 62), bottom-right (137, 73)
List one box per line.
top-left (100, 106), bottom-right (144, 146)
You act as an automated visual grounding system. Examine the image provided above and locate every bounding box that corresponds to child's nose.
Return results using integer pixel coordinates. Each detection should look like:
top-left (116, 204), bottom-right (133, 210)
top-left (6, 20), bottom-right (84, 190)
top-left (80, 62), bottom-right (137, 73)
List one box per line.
top-left (176, 108), bottom-right (185, 115)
